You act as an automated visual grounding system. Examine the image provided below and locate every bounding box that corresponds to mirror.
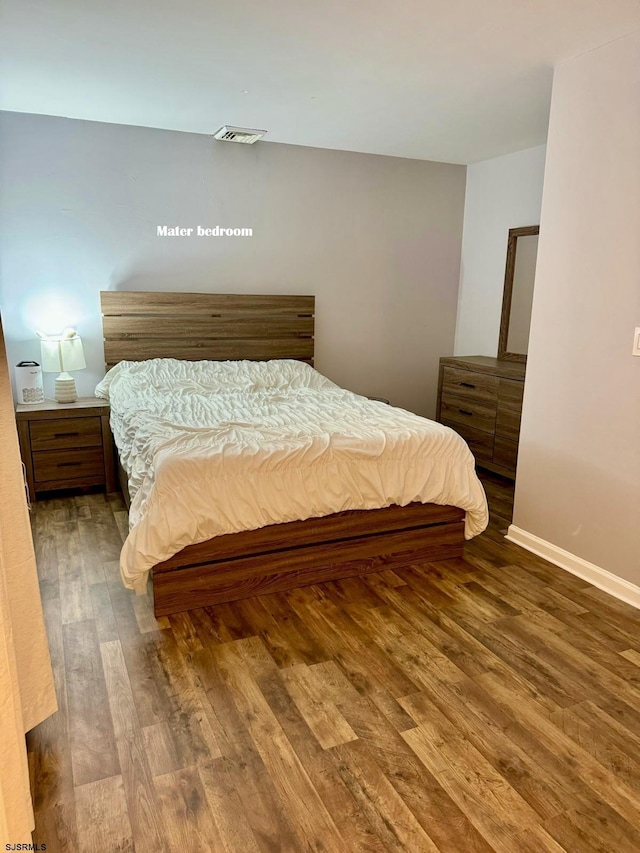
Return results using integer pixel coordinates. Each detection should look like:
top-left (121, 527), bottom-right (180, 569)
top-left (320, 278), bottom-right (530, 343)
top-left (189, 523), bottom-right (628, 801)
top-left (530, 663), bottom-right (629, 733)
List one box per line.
top-left (497, 225), bottom-right (539, 362)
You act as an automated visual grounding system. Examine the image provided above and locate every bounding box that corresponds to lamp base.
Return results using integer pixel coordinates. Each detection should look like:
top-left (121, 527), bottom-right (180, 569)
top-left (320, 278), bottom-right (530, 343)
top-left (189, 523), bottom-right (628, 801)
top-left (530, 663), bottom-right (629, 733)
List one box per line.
top-left (54, 372), bottom-right (78, 404)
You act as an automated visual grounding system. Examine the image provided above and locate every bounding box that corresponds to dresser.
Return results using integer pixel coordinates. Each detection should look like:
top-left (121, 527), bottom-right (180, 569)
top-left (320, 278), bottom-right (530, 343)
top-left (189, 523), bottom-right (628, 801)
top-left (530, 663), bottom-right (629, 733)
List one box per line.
top-left (436, 356), bottom-right (526, 479)
top-left (16, 397), bottom-right (116, 501)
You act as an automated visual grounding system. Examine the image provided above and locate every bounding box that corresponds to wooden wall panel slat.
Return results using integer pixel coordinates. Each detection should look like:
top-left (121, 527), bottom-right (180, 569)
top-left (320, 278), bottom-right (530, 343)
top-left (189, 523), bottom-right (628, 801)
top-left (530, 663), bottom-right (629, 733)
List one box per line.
top-left (103, 315), bottom-right (314, 340)
top-left (103, 338), bottom-right (314, 364)
top-left (105, 357), bottom-right (314, 371)
top-left (101, 291), bottom-right (314, 315)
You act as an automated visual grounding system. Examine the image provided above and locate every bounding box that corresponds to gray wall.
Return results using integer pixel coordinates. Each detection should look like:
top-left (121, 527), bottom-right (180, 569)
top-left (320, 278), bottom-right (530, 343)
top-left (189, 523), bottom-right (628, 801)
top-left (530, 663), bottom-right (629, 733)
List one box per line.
top-left (513, 31), bottom-right (640, 586)
top-left (0, 112), bottom-right (466, 416)
top-left (454, 145), bottom-right (546, 357)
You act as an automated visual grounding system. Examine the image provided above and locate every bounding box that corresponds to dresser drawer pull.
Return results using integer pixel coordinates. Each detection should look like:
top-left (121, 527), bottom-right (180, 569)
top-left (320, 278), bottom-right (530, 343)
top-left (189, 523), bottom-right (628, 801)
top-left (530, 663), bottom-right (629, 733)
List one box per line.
top-left (459, 382), bottom-right (475, 388)
top-left (54, 431), bottom-right (80, 438)
top-left (458, 409), bottom-right (473, 416)
top-left (57, 461), bottom-right (83, 468)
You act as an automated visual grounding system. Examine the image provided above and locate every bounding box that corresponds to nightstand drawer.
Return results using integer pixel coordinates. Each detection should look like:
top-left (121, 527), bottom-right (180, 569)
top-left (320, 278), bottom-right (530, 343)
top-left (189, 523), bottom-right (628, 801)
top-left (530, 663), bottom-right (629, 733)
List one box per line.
top-left (30, 416), bottom-right (102, 451)
top-left (33, 447), bottom-right (105, 484)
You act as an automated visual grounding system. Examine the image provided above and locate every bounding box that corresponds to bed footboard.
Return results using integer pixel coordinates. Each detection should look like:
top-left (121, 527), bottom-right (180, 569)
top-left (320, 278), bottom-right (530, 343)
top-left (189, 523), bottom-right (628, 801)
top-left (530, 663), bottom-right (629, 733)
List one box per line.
top-left (150, 503), bottom-right (464, 616)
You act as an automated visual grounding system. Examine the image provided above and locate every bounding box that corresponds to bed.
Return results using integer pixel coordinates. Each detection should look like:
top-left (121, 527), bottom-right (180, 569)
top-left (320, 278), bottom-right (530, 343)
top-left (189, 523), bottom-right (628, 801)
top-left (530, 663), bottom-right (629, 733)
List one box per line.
top-left (99, 291), bottom-right (488, 616)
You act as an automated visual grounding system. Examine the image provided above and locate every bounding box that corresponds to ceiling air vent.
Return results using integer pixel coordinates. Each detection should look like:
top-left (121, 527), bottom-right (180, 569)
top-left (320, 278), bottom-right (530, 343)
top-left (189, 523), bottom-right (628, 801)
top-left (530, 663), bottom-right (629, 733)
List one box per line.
top-left (213, 126), bottom-right (267, 144)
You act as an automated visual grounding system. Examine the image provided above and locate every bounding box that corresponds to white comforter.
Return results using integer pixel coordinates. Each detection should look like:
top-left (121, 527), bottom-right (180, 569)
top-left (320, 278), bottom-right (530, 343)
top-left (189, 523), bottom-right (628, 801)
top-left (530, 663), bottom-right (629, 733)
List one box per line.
top-left (96, 359), bottom-right (488, 593)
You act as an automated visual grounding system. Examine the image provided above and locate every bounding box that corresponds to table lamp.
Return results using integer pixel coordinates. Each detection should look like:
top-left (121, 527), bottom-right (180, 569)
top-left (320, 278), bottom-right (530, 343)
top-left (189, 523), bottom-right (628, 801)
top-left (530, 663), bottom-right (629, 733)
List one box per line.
top-left (38, 328), bottom-right (86, 403)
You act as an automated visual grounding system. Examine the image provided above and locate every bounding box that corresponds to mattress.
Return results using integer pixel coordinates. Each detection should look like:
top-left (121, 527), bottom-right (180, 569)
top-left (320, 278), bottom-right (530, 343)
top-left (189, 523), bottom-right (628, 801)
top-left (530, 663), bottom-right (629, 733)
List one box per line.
top-left (95, 358), bottom-right (489, 593)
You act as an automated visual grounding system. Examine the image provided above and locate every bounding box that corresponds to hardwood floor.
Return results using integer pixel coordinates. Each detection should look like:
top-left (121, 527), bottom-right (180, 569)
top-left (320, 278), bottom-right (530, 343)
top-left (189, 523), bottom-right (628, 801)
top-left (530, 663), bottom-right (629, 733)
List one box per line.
top-left (27, 474), bottom-right (640, 852)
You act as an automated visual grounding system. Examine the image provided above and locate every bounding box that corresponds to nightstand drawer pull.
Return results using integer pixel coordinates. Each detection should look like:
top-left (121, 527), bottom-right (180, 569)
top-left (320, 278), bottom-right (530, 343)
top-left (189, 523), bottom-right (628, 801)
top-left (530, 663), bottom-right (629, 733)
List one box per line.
top-left (459, 382), bottom-right (475, 388)
top-left (458, 409), bottom-right (473, 416)
top-left (58, 460), bottom-right (82, 467)
top-left (54, 431), bottom-right (80, 438)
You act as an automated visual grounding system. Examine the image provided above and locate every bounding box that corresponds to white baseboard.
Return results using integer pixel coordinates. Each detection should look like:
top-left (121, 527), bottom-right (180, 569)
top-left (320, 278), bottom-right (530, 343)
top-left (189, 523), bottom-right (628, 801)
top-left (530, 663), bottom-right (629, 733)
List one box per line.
top-left (506, 525), bottom-right (640, 611)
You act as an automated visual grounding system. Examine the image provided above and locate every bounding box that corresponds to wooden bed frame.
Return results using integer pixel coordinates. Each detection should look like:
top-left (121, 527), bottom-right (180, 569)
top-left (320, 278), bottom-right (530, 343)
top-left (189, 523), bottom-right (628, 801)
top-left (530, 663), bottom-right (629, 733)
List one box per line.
top-left (101, 291), bottom-right (465, 616)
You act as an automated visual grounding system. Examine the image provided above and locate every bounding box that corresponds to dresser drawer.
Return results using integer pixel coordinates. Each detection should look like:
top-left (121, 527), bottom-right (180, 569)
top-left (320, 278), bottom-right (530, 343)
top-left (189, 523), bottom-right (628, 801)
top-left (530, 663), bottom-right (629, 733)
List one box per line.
top-left (33, 447), bottom-right (105, 484)
top-left (493, 436), bottom-right (519, 475)
top-left (496, 378), bottom-right (524, 441)
top-left (440, 392), bottom-right (497, 434)
top-left (496, 408), bottom-right (522, 442)
top-left (30, 416), bottom-right (102, 451)
top-left (442, 419), bottom-right (494, 464)
top-left (497, 377), bottom-right (524, 412)
top-left (442, 366), bottom-right (499, 403)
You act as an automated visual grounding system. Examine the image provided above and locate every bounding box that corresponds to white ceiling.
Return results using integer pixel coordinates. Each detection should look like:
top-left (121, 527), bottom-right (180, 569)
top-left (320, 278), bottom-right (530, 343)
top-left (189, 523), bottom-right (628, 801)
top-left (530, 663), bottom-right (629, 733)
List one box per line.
top-left (1, 0), bottom-right (639, 164)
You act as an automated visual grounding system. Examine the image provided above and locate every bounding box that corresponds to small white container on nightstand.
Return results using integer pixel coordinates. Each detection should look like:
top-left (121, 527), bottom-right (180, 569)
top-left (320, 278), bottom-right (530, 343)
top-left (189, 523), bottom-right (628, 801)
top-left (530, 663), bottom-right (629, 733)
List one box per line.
top-left (15, 361), bottom-right (44, 404)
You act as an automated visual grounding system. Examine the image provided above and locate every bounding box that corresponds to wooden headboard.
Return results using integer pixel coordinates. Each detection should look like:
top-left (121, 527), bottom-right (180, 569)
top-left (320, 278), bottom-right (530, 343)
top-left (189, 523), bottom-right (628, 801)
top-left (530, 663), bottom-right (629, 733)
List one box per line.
top-left (100, 291), bottom-right (314, 369)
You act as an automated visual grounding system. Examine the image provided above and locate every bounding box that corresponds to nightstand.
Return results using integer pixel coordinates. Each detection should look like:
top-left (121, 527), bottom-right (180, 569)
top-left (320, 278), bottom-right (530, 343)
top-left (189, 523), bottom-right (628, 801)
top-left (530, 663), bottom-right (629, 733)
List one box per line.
top-left (15, 398), bottom-right (116, 502)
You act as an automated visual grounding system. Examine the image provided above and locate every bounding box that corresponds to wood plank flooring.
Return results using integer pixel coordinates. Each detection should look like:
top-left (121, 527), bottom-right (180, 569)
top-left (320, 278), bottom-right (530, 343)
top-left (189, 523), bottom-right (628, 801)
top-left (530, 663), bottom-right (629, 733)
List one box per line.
top-left (27, 472), bottom-right (640, 852)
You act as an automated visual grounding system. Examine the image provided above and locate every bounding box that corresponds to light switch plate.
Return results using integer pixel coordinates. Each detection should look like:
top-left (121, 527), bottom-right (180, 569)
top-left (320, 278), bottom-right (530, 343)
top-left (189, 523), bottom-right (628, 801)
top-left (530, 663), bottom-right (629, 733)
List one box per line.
top-left (633, 327), bottom-right (640, 356)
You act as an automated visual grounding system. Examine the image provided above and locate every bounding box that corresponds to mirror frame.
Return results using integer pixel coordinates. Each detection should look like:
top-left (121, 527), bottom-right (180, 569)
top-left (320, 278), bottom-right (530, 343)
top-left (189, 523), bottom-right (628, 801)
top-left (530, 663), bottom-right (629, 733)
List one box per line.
top-left (497, 224), bottom-right (539, 362)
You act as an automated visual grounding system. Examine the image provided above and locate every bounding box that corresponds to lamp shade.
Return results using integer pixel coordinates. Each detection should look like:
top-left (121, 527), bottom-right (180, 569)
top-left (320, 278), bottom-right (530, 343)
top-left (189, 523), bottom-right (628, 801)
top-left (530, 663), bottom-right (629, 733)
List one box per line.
top-left (40, 335), bottom-right (86, 373)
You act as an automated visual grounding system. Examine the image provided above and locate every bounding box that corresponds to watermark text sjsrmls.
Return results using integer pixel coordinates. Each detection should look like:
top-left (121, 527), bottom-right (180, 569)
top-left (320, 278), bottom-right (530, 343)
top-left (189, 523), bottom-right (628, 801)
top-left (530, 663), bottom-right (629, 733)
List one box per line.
top-left (157, 225), bottom-right (253, 237)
